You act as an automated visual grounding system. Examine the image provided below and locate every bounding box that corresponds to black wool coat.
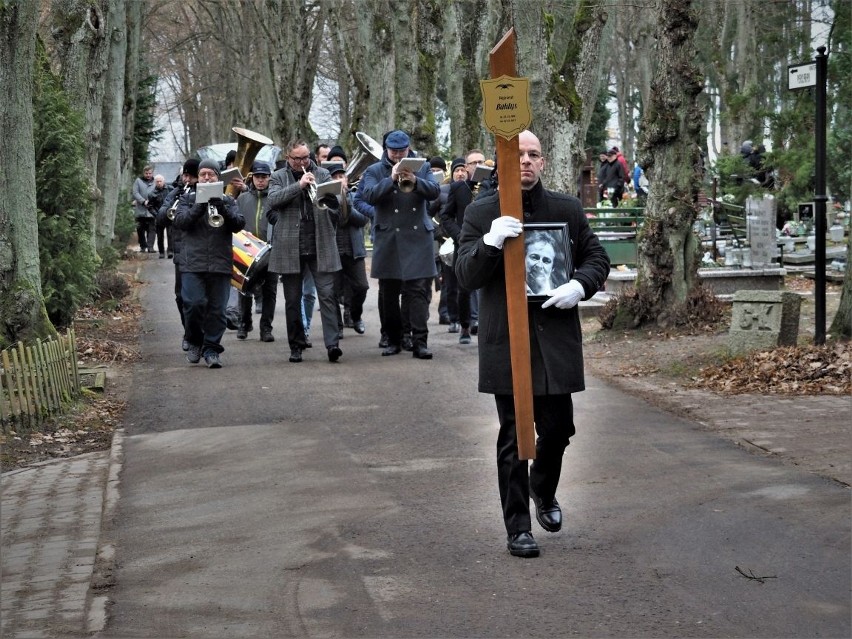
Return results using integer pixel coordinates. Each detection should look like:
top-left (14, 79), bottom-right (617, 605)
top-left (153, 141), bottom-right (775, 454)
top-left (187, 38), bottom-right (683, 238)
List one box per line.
top-left (455, 181), bottom-right (610, 396)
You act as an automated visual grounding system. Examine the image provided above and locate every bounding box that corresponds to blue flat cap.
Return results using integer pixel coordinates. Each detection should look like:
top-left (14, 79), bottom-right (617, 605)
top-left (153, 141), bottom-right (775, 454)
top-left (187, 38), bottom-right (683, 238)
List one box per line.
top-left (385, 130), bottom-right (410, 150)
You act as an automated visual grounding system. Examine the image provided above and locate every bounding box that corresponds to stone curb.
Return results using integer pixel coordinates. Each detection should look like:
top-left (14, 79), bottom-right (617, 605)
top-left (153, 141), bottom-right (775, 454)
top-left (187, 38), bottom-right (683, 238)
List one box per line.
top-left (85, 427), bottom-right (125, 634)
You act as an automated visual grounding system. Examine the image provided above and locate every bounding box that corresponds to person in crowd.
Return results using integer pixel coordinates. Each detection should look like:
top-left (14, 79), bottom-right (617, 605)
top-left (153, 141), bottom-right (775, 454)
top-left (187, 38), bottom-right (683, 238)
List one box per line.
top-left (147, 174), bottom-right (170, 258)
top-left (357, 130), bottom-right (440, 359)
top-left (172, 159), bottom-right (245, 368)
top-left (132, 165), bottom-right (156, 253)
top-left (633, 162), bottom-right (649, 204)
top-left (524, 230), bottom-right (563, 295)
top-left (610, 145), bottom-right (630, 187)
top-left (266, 139), bottom-right (342, 364)
top-left (455, 130), bottom-right (610, 558)
top-left (428, 156), bottom-right (454, 326)
top-left (440, 149), bottom-right (487, 344)
top-left (429, 156), bottom-right (447, 180)
top-left (314, 143), bottom-right (331, 165)
top-left (597, 148), bottom-right (626, 207)
top-left (156, 158), bottom-right (199, 351)
top-left (327, 163), bottom-right (370, 335)
top-left (236, 161), bottom-right (277, 342)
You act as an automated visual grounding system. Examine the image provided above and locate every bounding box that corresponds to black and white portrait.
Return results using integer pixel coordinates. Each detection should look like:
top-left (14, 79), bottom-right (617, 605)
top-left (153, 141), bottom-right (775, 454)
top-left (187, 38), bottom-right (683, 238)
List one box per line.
top-left (524, 226), bottom-right (570, 299)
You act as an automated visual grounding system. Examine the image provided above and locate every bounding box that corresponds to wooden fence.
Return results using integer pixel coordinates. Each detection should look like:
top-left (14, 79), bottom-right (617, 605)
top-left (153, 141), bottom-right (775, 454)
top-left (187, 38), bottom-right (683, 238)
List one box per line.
top-left (0, 330), bottom-right (81, 433)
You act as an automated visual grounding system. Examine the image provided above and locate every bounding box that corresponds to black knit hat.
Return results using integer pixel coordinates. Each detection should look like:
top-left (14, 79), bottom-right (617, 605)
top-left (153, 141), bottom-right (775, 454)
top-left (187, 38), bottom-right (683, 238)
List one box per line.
top-left (182, 158), bottom-right (200, 178)
top-left (327, 145), bottom-right (348, 163)
top-left (450, 157), bottom-right (466, 173)
top-left (430, 156), bottom-right (447, 171)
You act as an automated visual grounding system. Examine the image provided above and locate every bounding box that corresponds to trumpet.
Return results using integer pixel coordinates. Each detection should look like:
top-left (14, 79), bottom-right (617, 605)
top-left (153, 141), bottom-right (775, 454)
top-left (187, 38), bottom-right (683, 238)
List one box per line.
top-left (398, 173), bottom-right (416, 193)
top-left (306, 170), bottom-right (317, 203)
top-left (208, 202), bottom-right (224, 227)
top-left (166, 185), bottom-right (189, 220)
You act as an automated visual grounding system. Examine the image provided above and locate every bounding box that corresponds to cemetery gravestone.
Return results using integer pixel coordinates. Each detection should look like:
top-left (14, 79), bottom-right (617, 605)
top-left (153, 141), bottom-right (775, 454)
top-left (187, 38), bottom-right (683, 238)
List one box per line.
top-left (728, 290), bottom-right (802, 355)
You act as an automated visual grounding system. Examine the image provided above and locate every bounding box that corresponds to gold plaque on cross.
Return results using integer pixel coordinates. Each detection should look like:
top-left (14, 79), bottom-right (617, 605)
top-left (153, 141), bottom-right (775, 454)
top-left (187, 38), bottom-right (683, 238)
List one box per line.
top-left (480, 75), bottom-right (532, 140)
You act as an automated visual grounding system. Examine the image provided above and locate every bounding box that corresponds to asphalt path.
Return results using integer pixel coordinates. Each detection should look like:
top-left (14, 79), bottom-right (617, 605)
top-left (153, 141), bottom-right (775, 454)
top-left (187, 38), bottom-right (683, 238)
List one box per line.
top-left (100, 257), bottom-right (850, 638)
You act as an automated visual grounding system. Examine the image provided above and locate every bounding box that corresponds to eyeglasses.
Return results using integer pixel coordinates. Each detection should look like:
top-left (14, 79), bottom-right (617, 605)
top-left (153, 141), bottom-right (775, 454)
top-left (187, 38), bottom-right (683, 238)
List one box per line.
top-left (289, 155), bottom-right (310, 163)
top-left (520, 151), bottom-right (542, 161)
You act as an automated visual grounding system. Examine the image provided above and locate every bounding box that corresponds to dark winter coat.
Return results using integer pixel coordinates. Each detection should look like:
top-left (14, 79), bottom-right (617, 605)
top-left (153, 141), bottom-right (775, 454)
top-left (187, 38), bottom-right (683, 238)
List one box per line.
top-left (597, 159), bottom-right (626, 190)
top-left (335, 193), bottom-right (369, 259)
top-left (439, 179), bottom-right (476, 242)
top-left (265, 162), bottom-right (339, 275)
top-left (157, 185), bottom-right (187, 263)
top-left (455, 181), bottom-right (610, 396)
top-left (237, 184), bottom-right (272, 242)
top-left (357, 153), bottom-right (440, 280)
top-left (173, 190), bottom-right (244, 275)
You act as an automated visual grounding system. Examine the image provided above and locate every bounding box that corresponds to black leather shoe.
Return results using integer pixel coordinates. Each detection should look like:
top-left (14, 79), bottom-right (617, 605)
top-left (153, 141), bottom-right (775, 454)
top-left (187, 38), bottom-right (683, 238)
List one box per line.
top-left (260, 331), bottom-right (275, 342)
top-left (470, 321), bottom-right (479, 336)
top-left (327, 345), bottom-right (342, 362)
top-left (382, 344), bottom-right (402, 356)
top-left (412, 346), bottom-right (433, 360)
top-left (448, 322), bottom-right (460, 334)
top-left (531, 489), bottom-right (562, 533)
top-left (236, 327), bottom-right (248, 340)
top-left (353, 319), bottom-right (366, 334)
top-left (507, 531), bottom-right (539, 558)
top-left (378, 334), bottom-right (389, 348)
top-left (289, 348), bottom-right (303, 363)
top-left (401, 336), bottom-right (414, 351)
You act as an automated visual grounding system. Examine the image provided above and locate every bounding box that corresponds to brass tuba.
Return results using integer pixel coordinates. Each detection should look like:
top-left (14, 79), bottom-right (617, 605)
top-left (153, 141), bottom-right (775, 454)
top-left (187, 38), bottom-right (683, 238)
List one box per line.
top-left (344, 132), bottom-right (383, 186)
top-left (225, 127), bottom-right (274, 198)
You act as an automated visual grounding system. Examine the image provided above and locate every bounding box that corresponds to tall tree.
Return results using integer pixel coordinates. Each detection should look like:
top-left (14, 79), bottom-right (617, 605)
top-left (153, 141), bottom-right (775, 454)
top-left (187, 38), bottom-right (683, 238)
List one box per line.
top-left (512, 0), bottom-right (609, 194)
top-left (613, 0), bottom-right (705, 328)
top-left (0, 0), bottom-right (55, 346)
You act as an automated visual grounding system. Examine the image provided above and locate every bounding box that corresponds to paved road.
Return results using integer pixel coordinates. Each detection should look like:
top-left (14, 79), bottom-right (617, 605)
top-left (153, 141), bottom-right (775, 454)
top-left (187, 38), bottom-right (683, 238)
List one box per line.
top-left (93, 258), bottom-right (850, 638)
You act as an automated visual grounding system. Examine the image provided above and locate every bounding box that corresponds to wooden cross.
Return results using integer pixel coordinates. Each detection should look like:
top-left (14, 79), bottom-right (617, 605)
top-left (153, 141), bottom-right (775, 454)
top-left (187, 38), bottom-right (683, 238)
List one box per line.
top-left (488, 30), bottom-right (535, 460)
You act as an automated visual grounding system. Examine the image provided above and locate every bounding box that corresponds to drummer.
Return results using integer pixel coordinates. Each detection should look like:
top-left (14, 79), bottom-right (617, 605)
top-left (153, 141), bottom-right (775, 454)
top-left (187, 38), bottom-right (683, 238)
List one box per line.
top-left (236, 161), bottom-right (278, 342)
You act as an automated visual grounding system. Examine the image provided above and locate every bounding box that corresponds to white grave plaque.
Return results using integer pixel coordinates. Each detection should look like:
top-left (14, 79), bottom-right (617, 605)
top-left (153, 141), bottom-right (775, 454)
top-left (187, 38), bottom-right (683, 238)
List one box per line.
top-left (746, 196), bottom-right (776, 268)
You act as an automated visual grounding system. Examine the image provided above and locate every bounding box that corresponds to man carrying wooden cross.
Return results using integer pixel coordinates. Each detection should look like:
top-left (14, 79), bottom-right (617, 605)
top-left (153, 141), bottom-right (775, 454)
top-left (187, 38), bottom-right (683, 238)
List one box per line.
top-left (456, 130), bottom-right (610, 558)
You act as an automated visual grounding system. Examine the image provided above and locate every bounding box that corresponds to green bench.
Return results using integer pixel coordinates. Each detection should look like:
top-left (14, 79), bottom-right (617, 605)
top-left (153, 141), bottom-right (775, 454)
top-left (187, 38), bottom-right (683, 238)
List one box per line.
top-left (585, 207), bottom-right (644, 266)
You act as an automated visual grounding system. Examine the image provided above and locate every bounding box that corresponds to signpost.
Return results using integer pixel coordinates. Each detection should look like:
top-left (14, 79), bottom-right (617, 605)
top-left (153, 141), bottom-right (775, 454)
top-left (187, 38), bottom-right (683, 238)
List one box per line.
top-left (480, 29), bottom-right (536, 460)
top-left (788, 48), bottom-right (828, 344)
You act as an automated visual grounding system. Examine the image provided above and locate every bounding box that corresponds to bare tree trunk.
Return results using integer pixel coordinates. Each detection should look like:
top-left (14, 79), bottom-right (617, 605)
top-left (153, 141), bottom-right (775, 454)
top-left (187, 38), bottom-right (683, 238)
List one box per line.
top-left (513, 0), bottom-right (609, 194)
top-left (45, 0), bottom-right (110, 255)
top-left (0, 0), bottom-right (55, 345)
top-left (95, 0), bottom-right (127, 252)
top-left (829, 232), bottom-right (852, 339)
top-left (628, 0), bottom-right (705, 327)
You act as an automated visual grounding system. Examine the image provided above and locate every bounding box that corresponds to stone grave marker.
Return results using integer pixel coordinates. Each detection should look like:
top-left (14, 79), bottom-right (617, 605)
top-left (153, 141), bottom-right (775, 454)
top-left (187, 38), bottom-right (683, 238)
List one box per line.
top-left (728, 290), bottom-right (802, 355)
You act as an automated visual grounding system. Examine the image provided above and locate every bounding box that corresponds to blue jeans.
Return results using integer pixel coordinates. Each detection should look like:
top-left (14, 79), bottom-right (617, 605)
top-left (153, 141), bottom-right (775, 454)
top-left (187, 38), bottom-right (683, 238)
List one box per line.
top-left (181, 272), bottom-right (232, 355)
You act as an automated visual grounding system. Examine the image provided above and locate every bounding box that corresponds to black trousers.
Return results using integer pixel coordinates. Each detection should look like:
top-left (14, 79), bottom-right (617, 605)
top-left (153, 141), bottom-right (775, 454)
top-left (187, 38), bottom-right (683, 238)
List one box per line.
top-left (380, 277), bottom-right (431, 349)
top-left (336, 254), bottom-right (369, 323)
top-left (239, 270), bottom-right (278, 333)
top-left (494, 394), bottom-right (576, 534)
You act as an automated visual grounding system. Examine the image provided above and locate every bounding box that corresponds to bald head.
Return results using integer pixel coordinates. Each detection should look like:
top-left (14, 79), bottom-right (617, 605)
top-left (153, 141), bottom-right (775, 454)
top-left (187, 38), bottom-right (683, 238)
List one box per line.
top-left (518, 130), bottom-right (544, 190)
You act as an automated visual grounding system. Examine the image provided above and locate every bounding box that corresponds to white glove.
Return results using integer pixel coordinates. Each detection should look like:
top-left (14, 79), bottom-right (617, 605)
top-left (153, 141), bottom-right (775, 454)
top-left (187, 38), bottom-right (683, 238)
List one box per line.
top-left (541, 279), bottom-right (585, 310)
top-left (483, 216), bottom-right (523, 249)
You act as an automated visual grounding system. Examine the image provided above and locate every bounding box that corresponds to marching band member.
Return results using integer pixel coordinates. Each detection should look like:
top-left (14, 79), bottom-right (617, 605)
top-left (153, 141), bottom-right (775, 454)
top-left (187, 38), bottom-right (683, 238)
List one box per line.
top-left (235, 161), bottom-right (278, 342)
top-left (439, 149), bottom-right (487, 344)
top-left (328, 163), bottom-right (370, 335)
top-left (173, 159), bottom-right (245, 368)
top-left (357, 130), bottom-right (440, 359)
top-left (266, 140), bottom-right (342, 364)
top-left (157, 158), bottom-right (199, 351)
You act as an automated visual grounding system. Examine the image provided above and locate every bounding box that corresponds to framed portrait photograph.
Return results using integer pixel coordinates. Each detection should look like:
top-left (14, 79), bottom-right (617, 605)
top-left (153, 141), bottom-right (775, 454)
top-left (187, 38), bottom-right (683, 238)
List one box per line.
top-left (523, 223), bottom-right (572, 301)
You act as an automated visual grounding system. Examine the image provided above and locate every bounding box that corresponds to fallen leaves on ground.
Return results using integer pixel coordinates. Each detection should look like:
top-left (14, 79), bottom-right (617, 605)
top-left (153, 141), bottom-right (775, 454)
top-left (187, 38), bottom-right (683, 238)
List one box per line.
top-left (691, 342), bottom-right (851, 395)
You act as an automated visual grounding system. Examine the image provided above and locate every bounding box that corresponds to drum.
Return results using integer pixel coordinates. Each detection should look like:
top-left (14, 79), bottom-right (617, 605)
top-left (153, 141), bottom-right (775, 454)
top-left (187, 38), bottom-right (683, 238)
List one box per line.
top-left (231, 230), bottom-right (271, 294)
